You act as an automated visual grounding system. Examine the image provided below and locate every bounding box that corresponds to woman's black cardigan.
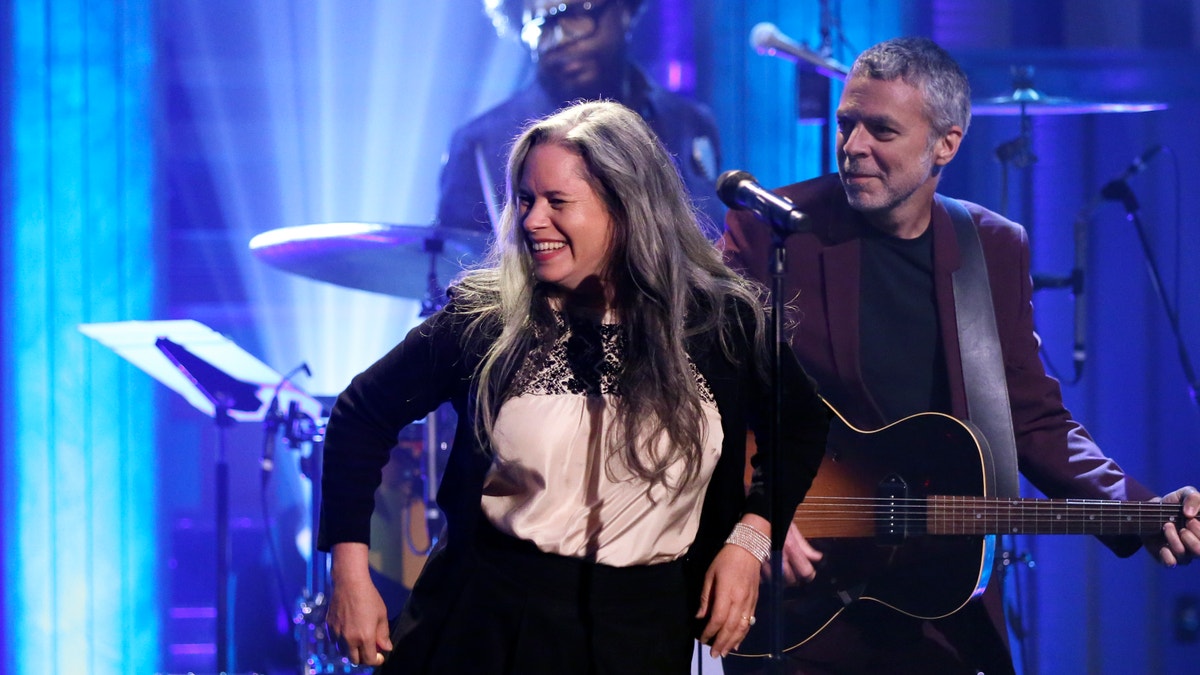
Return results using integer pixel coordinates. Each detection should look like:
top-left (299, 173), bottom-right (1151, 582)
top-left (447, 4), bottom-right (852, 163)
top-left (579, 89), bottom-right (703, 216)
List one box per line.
top-left (317, 300), bottom-right (829, 653)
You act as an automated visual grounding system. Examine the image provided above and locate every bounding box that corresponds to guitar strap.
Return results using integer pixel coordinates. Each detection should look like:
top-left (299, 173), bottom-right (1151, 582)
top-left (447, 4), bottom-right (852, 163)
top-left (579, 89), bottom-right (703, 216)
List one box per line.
top-left (940, 195), bottom-right (1021, 498)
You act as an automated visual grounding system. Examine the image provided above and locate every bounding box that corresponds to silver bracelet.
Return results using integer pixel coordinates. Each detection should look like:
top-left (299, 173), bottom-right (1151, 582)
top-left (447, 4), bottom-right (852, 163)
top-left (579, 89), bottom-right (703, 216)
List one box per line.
top-left (725, 522), bottom-right (771, 564)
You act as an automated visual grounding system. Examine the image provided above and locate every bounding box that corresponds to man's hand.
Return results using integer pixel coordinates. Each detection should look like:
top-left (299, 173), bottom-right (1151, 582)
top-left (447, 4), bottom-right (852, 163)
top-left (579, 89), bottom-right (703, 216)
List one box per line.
top-left (772, 522), bottom-right (823, 585)
top-left (1142, 486), bottom-right (1200, 567)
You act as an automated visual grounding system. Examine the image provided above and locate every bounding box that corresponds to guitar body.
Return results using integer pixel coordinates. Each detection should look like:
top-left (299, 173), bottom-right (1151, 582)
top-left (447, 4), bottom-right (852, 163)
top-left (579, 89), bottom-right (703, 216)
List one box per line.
top-left (733, 410), bottom-right (997, 658)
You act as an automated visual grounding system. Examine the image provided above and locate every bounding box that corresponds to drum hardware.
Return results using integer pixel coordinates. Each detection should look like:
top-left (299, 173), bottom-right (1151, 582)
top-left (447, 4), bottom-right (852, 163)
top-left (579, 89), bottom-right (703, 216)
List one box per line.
top-left (420, 234), bottom-right (447, 317)
top-left (973, 66), bottom-right (1170, 382)
top-left (974, 65), bottom-right (1169, 301)
top-left (985, 66), bottom-right (1043, 220)
top-left (270, 396), bottom-right (378, 674)
top-left (248, 222), bottom-right (489, 302)
top-left (972, 65), bottom-right (1167, 117)
top-left (275, 396), bottom-right (451, 672)
top-left (248, 221), bottom-right (474, 670)
top-left (973, 64), bottom-right (1168, 220)
top-left (256, 367), bottom-right (370, 675)
top-left (292, 591), bottom-right (376, 674)
top-left (422, 409), bottom-right (445, 538)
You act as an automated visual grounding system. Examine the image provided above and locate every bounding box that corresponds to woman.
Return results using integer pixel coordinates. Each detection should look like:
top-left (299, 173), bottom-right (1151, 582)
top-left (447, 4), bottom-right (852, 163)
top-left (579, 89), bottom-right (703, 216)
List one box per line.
top-left (318, 101), bottom-right (829, 673)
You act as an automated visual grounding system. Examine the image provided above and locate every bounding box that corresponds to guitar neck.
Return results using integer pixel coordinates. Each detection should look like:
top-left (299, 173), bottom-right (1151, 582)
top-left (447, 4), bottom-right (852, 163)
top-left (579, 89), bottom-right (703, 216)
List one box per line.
top-left (927, 496), bottom-right (1178, 536)
top-left (792, 408), bottom-right (1184, 540)
top-left (795, 496), bottom-right (1182, 538)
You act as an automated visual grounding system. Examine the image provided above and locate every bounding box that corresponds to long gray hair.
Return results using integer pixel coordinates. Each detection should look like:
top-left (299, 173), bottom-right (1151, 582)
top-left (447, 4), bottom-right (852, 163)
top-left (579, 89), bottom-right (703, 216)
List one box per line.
top-left (850, 36), bottom-right (972, 139)
top-left (453, 100), bottom-right (768, 491)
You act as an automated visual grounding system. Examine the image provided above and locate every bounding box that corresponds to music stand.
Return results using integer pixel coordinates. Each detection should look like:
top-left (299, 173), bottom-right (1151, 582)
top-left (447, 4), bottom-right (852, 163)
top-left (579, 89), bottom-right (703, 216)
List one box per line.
top-left (79, 319), bottom-right (321, 675)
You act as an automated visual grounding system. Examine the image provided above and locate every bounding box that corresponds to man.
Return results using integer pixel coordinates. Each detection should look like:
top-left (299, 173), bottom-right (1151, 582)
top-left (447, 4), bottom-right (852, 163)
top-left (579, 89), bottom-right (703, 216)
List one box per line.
top-left (437, 0), bottom-right (725, 239)
top-left (721, 36), bottom-right (1200, 674)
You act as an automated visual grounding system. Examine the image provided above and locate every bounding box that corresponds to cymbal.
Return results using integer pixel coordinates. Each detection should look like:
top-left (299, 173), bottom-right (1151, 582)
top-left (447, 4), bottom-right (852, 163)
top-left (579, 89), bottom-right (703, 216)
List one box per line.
top-left (249, 222), bottom-right (490, 298)
top-left (972, 87), bottom-right (1167, 116)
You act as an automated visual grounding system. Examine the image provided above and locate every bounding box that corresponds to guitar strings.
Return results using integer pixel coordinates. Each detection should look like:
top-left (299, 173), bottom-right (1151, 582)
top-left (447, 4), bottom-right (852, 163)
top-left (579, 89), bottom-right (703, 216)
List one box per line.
top-left (787, 497), bottom-right (1178, 534)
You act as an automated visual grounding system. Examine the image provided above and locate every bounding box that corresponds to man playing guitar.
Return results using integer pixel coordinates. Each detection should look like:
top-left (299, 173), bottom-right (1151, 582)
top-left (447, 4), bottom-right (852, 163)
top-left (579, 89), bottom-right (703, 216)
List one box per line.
top-left (722, 36), bottom-right (1200, 675)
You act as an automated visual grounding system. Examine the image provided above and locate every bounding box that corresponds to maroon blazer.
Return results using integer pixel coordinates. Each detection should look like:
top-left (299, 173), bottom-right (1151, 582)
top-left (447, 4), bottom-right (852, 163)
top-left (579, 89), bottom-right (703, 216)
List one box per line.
top-left (722, 173), bottom-right (1154, 668)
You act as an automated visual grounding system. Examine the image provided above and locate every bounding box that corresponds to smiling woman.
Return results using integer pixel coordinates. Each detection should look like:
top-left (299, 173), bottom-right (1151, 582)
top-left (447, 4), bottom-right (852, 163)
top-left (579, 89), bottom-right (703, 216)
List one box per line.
top-left (517, 143), bottom-right (616, 300)
top-left (315, 100), bottom-right (830, 673)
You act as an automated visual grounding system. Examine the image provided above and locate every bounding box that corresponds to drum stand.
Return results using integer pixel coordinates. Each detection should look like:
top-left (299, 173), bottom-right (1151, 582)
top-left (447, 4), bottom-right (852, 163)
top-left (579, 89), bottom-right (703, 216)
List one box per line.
top-left (277, 405), bottom-right (375, 675)
top-left (283, 404), bottom-right (447, 674)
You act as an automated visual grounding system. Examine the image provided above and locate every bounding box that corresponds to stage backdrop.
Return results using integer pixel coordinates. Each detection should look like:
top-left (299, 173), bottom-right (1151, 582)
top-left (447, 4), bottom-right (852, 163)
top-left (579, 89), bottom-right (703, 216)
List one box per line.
top-left (2, 1), bottom-right (1198, 674)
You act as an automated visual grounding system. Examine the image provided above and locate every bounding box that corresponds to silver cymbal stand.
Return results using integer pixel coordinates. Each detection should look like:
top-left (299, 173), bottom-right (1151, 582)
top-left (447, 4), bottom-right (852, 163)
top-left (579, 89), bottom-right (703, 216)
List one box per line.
top-left (285, 405), bottom-right (374, 674)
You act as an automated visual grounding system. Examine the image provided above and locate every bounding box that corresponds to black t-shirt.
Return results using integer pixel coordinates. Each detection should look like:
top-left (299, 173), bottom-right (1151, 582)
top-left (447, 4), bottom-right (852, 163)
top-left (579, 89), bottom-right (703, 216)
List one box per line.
top-left (859, 225), bottom-right (951, 421)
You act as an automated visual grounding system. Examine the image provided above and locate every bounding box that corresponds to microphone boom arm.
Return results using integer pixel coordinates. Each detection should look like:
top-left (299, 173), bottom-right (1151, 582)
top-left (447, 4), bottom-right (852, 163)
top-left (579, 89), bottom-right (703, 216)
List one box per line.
top-left (750, 22), bottom-right (850, 81)
top-left (1116, 188), bottom-right (1200, 409)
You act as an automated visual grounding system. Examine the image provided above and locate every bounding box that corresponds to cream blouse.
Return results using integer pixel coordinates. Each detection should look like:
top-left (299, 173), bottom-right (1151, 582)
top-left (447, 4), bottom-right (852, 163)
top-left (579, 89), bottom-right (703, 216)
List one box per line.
top-left (481, 312), bottom-right (724, 566)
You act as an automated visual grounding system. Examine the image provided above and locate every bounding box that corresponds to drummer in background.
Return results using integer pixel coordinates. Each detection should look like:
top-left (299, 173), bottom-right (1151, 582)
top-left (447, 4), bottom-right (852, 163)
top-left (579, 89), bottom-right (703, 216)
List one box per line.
top-left (436, 0), bottom-right (726, 241)
top-left (318, 100), bottom-right (830, 672)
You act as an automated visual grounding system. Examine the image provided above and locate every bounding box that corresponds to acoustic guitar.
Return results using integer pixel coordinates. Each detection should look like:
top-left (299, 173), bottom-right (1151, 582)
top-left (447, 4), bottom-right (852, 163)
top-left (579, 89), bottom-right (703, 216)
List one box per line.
top-left (729, 405), bottom-right (1185, 659)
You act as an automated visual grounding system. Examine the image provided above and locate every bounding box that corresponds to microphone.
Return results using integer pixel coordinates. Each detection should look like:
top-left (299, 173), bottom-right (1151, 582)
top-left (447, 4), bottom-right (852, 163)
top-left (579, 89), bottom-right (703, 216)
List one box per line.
top-left (1069, 144), bottom-right (1161, 380)
top-left (262, 395), bottom-right (281, 474)
top-left (262, 362), bottom-right (312, 475)
top-left (749, 22), bottom-right (850, 80)
top-left (1100, 144), bottom-right (1162, 203)
top-left (1114, 144), bottom-right (1163, 182)
top-left (717, 170), bottom-right (809, 234)
top-left (284, 400), bottom-right (305, 447)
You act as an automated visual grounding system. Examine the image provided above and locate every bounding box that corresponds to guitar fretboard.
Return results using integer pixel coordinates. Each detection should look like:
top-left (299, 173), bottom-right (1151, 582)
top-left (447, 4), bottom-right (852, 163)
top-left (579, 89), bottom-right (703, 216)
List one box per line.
top-left (927, 496), bottom-right (1177, 535)
top-left (794, 496), bottom-right (1180, 537)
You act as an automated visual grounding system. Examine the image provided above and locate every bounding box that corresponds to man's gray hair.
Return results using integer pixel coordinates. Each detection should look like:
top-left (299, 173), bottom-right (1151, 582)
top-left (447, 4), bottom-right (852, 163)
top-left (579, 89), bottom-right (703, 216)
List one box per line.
top-left (850, 36), bottom-right (972, 138)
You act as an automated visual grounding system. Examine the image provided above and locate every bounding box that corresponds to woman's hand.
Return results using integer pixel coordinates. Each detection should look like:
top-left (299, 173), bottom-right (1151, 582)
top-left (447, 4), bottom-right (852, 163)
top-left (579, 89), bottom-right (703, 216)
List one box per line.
top-left (696, 515), bottom-right (768, 657)
top-left (326, 542), bottom-right (393, 667)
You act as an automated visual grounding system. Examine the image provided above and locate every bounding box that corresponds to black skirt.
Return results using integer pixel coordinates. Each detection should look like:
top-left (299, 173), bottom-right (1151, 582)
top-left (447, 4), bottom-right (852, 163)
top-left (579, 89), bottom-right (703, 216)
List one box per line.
top-left (382, 521), bottom-right (695, 674)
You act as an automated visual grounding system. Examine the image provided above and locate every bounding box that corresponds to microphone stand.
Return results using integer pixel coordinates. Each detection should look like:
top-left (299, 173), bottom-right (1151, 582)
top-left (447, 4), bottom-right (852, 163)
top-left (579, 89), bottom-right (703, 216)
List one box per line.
top-left (1106, 181), bottom-right (1200, 409)
top-left (715, 170), bottom-right (809, 669)
top-left (764, 217), bottom-right (808, 672)
top-left (214, 402), bottom-right (233, 675)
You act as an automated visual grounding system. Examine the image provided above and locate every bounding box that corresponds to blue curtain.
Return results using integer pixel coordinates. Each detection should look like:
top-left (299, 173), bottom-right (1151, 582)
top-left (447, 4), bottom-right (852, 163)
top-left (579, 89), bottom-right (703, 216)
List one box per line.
top-left (2, 1), bottom-right (158, 672)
